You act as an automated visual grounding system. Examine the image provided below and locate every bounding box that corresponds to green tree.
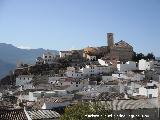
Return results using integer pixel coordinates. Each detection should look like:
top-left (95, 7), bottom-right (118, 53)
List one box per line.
top-left (136, 53), bottom-right (145, 60)
top-left (60, 102), bottom-right (112, 120)
top-left (133, 52), bottom-right (156, 62)
top-left (146, 53), bottom-right (155, 60)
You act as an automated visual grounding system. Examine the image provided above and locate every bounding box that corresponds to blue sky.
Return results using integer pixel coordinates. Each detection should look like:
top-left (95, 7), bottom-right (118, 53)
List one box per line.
top-left (0, 0), bottom-right (160, 56)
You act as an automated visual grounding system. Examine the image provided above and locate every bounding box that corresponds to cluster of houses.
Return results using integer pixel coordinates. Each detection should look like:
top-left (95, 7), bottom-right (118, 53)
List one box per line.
top-left (0, 33), bottom-right (160, 119)
top-left (15, 55), bottom-right (160, 102)
top-left (3, 48), bottom-right (157, 119)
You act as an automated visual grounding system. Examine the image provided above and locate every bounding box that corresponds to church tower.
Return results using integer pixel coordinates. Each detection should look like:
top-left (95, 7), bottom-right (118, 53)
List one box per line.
top-left (107, 33), bottom-right (114, 47)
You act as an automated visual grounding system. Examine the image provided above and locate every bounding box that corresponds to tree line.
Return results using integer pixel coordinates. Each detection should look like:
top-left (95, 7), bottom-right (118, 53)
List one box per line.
top-left (133, 52), bottom-right (155, 62)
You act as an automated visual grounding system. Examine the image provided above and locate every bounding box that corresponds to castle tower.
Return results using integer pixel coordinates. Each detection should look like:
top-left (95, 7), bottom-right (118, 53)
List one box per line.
top-left (107, 33), bottom-right (114, 47)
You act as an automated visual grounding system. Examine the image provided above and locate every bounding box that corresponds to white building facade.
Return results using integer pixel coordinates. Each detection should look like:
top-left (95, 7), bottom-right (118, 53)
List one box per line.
top-left (54, 78), bottom-right (89, 92)
top-left (86, 54), bottom-right (96, 61)
top-left (16, 75), bottom-right (34, 90)
top-left (139, 59), bottom-right (154, 71)
top-left (133, 86), bottom-right (158, 98)
top-left (59, 51), bottom-right (72, 58)
top-left (98, 59), bottom-right (109, 66)
top-left (132, 81), bottom-right (158, 98)
top-left (66, 67), bottom-right (83, 78)
top-left (117, 61), bottom-right (138, 72)
top-left (43, 52), bottom-right (56, 64)
top-left (80, 65), bottom-right (113, 76)
top-left (29, 91), bottom-right (56, 102)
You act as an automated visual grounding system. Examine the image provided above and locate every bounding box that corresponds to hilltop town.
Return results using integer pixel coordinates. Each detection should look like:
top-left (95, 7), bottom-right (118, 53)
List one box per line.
top-left (0, 33), bottom-right (159, 119)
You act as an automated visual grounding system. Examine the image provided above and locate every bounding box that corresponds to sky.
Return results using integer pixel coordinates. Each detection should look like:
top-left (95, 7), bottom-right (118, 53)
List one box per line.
top-left (0, 0), bottom-right (160, 56)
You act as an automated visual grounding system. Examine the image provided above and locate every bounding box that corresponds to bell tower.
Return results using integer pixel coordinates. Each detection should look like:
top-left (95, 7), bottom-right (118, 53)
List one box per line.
top-left (107, 33), bottom-right (114, 47)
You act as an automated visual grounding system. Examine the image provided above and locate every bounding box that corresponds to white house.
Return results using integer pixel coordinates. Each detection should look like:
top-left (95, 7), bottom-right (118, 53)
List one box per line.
top-left (23, 83), bottom-right (35, 90)
top-left (117, 61), bottom-right (138, 72)
top-left (80, 65), bottom-right (113, 76)
top-left (29, 91), bottom-right (56, 102)
top-left (59, 51), bottom-right (72, 58)
top-left (112, 72), bottom-right (145, 82)
top-left (43, 51), bottom-right (56, 64)
top-left (112, 73), bottom-right (130, 80)
top-left (84, 82), bottom-right (125, 94)
top-left (65, 64), bottom-right (113, 78)
top-left (86, 54), bottom-right (96, 61)
top-left (16, 75), bottom-right (34, 90)
top-left (132, 81), bottom-right (158, 98)
top-left (98, 59), bottom-right (109, 66)
top-left (133, 85), bottom-right (158, 98)
top-left (139, 59), bottom-right (154, 71)
top-left (54, 78), bottom-right (89, 92)
top-left (66, 67), bottom-right (83, 78)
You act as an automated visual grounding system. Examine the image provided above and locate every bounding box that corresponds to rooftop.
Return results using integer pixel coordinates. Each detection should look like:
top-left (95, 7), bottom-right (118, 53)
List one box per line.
top-left (0, 109), bottom-right (27, 120)
top-left (26, 109), bottom-right (60, 120)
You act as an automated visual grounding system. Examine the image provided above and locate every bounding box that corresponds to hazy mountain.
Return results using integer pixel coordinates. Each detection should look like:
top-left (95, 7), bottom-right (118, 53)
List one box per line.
top-left (0, 43), bottom-right (58, 79)
top-left (0, 59), bottom-right (15, 79)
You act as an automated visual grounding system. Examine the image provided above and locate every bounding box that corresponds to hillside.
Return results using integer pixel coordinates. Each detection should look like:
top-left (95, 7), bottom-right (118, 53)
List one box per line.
top-left (0, 43), bottom-right (58, 79)
top-left (0, 59), bottom-right (15, 79)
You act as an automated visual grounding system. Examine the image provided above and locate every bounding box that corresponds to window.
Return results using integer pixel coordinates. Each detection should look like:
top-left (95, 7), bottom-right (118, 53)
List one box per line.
top-left (28, 78), bottom-right (29, 80)
top-left (71, 82), bottom-right (73, 84)
top-left (149, 94), bottom-right (152, 98)
top-left (20, 77), bottom-right (21, 80)
top-left (24, 78), bottom-right (25, 80)
top-left (72, 74), bottom-right (73, 76)
top-left (45, 56), bottom-right (47, 58)
top-left (49, 56), bottom-right (51, 58)
top-left (76, 85), bottom-right (78, 87)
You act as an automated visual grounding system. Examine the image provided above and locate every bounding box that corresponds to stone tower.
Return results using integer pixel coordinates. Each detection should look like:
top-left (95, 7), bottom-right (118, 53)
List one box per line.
top-left (107, 33), bottom-right (114, 47)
